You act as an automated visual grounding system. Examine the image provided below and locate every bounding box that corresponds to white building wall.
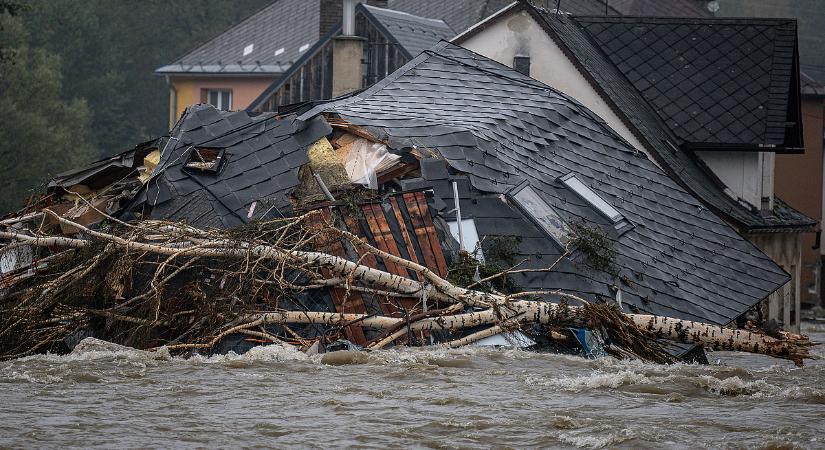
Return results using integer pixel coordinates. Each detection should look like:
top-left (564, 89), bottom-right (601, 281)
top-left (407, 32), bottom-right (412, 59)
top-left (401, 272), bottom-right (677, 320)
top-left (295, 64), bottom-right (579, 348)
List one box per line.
top-left (694, 151), bottom-right (775, 210)
top-left (457, 11), bottom-right (650, 157)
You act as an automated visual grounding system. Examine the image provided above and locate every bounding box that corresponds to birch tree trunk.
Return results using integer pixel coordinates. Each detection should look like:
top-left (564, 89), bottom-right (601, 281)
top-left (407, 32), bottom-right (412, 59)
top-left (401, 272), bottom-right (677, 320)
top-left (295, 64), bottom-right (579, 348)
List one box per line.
top-left (1, 212), bottom-right (815, 365)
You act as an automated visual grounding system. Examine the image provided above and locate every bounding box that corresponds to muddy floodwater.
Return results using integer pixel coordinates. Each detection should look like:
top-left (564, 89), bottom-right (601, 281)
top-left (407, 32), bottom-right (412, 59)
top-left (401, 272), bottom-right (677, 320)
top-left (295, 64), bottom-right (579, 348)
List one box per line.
top-left (1, 324), bottom-right (824, 449)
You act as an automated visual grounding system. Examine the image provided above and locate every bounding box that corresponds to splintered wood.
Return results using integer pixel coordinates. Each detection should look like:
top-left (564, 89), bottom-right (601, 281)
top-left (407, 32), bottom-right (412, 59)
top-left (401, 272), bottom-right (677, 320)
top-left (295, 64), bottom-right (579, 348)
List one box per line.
top-left (0, 206), bottom-right (816, 365)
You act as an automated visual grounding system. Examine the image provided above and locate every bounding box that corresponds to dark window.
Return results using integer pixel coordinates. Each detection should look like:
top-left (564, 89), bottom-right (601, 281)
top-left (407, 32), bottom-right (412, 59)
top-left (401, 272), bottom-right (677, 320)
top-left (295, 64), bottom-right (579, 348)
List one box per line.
top-left (513, 55), bottom-right (530, 76)
top-left (185, 147), bottom-right (225, 173)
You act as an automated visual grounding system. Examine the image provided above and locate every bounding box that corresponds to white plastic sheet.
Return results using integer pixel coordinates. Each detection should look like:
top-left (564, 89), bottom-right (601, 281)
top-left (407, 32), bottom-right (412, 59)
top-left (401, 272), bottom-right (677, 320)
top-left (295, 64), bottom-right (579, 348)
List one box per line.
top-left (343, 139), bottom-right (400, 189)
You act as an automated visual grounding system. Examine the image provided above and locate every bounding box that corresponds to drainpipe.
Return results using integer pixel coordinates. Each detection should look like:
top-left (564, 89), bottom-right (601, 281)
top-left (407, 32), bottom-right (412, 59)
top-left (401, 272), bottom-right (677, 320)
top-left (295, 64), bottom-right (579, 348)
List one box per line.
top-left (452, 180), bottom-right (464, 251)
top-left (165, 75), bottom-right (177, 130)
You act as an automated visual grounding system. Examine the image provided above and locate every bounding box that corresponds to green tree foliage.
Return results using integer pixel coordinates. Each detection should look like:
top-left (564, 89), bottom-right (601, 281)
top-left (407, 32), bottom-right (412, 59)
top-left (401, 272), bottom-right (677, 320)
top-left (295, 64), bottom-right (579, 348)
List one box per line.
top-left (23, 0), bottom-right (272, 156)
top-left (0, 0), bottom-right (271, 212)
top-left (0, 9), bottom-right (95, 213)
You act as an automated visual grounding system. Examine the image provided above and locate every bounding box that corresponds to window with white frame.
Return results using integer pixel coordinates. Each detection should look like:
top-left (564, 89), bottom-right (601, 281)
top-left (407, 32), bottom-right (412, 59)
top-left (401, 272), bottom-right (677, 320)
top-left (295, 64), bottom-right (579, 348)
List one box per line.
top-left (204, 89), bottom-right (232, 110)
top-left (560, 173), bottom-right (623, 223)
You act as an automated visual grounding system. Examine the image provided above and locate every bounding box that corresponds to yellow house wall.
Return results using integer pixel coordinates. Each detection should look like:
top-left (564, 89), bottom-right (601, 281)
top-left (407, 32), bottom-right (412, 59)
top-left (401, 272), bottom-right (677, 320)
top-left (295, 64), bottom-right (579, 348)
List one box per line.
top-left (167, 76), bottom-right (278, 128)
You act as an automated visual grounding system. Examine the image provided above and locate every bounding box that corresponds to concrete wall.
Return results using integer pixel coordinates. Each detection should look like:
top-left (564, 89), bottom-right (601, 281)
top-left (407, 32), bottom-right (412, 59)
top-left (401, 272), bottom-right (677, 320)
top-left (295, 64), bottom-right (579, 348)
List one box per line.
top-left (749, 232), bottom-right (802, 332)
top-left (331, 36), bottom-right (365, 97)
top-left (775, 97), bottom-right (825, 307)
top-left (168, 76), bottom-right (278, 128)
top-left (457, 10), bottom-right (650, 158)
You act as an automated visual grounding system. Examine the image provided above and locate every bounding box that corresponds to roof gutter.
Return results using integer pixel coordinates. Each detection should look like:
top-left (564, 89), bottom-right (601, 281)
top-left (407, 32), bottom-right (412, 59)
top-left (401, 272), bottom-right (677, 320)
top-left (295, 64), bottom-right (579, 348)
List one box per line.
top-left (153, 70), bottom-right (284, 78)
top-left (681, 142), bottom-right (805, 154)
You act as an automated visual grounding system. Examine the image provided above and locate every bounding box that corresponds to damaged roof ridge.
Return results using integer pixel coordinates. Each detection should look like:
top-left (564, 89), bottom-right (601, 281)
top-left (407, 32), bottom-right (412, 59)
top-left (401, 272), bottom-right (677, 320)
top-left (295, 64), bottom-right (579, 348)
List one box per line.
top-left (304, 41), bottom-right (646, 160)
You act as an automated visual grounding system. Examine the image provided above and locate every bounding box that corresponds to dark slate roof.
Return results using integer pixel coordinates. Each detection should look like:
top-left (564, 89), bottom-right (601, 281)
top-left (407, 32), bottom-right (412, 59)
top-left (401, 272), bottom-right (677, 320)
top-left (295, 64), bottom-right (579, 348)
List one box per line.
top-left (155, 0), bottom-right (318, 75)
top-left (606, 0), bottom-right (713, 17)
top-left (386, 0), bottom-right (514, 35)
top-left (304, 42), bottom-right (790, 326)
top-left (125, 104), bottom-right (329, 228)
top-left (153, 0), bottom-right (714, 76)
top-left (576, 16), bottom-right (800, 147)
top-left (246, 4), bottom-right (453, 112)
top-left (363, 5), bottom-right (454, 57)
top-left (522, 8), bottom-right (813, 231)
top-left (156, 0), bottom-right (511, 76)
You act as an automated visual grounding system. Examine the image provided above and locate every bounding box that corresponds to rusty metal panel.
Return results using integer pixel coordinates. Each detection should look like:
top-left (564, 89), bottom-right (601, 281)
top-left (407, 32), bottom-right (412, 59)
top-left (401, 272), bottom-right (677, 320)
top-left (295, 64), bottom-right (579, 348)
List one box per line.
top-left (307, 189), bottom-right (448, 343)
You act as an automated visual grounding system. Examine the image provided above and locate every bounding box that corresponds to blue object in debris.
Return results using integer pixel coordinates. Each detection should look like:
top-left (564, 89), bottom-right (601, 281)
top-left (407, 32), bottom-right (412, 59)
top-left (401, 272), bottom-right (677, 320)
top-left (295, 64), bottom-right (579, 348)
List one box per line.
top-left (569, 327), bottom-right (607, 358)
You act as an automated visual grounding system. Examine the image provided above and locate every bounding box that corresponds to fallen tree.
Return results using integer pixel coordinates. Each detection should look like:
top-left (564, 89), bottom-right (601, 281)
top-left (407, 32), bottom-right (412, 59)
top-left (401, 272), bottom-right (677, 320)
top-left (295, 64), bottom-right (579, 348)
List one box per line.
top-left (0, 209), bottom-right (816, 365)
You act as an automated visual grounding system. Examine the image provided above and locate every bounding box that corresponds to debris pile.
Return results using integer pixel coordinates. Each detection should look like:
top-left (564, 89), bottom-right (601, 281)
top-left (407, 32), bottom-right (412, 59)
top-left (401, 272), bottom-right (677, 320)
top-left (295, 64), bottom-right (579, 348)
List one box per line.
top-left (0, 204), bottom-right (815, 364)
top-left (0, 103), bottom-right (815, 365)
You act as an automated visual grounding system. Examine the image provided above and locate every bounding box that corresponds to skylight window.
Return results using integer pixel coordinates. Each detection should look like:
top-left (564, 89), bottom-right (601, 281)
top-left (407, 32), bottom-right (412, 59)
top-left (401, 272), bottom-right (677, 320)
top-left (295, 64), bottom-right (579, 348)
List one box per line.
top-left (508, 182), bottom-right (569, 246)
top-left (274, 48), bottom-right (285, 56)
top-left (298, 43), bottom-right (310, 52)
top-left (243, 44), bottom-right (254, 56)
top-left (560, 174), bottom-right (623, 223)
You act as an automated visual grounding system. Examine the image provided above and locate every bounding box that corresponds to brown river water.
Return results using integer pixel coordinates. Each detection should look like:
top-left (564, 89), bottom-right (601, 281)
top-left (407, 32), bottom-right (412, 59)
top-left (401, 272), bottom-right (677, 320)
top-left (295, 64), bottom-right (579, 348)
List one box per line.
top-left (1, 324), bottom-right (824, 449)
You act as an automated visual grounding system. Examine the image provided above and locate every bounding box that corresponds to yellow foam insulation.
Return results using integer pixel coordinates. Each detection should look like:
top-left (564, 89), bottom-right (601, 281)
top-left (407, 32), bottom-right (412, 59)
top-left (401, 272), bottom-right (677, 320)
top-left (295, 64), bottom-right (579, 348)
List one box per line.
top-left (293, 137), bottom-right (353, 202)
top-left (138, 150), bottom-right (161, 184)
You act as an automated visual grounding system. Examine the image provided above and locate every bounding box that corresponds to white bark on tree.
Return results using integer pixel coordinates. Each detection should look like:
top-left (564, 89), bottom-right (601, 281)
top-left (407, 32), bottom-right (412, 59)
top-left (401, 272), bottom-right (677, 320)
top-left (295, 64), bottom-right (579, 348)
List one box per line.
top-left (1, 212), bottom-right (815, 365)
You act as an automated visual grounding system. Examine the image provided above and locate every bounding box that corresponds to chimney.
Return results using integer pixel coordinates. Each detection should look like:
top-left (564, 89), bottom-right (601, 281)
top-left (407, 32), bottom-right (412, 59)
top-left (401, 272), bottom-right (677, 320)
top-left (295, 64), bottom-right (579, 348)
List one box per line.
top-left (331, 0), bottom-right (365, 97)
top-left (319, 0), bottom-right (343, 36)
top-left (321, 0), bottom-right (387, 36)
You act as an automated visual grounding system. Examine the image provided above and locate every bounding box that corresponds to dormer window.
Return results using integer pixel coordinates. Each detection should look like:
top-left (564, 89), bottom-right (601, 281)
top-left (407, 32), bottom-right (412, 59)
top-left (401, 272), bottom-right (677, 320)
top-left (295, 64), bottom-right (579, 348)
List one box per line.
top-left (184, 147), bottom-right (225, 173)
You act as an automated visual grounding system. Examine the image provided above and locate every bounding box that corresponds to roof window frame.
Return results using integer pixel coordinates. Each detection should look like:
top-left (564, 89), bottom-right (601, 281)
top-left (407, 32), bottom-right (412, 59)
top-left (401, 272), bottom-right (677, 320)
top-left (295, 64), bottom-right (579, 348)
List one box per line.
top-left (506, 181), bottom-right (570, 249)
top-left (559, 173), bottom-right (632, 235)
top-left (183, 146), bottom-right (226, 174)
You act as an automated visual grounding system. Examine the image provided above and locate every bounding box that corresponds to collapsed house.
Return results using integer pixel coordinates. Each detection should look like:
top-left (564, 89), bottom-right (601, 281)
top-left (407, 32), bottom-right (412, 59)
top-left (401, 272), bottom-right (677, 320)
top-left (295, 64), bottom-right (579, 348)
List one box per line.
top-left (0, 42), bottom-right (814, 364)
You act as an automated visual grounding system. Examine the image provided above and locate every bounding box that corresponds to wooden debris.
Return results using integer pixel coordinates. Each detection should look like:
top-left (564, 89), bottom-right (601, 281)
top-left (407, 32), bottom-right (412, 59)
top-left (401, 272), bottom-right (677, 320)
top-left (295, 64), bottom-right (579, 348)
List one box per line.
top-left (0, 211), bottom-right (816, 365)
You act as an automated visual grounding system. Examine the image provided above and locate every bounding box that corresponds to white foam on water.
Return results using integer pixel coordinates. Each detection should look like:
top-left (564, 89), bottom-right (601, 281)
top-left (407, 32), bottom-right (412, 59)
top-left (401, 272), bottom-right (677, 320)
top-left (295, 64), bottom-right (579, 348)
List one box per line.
top-left (557, 427), bottom-right (635, 449)
top-left (524, 369), bottom-right (652, 391)
top-left (693, 375), bottom-right (776, 396)
top-left (0, 338), bottom-right (315, 384)
top-left (184, 341), bottom-right (310, 365)
top-left (365, 345), bottom-right (533, 366)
